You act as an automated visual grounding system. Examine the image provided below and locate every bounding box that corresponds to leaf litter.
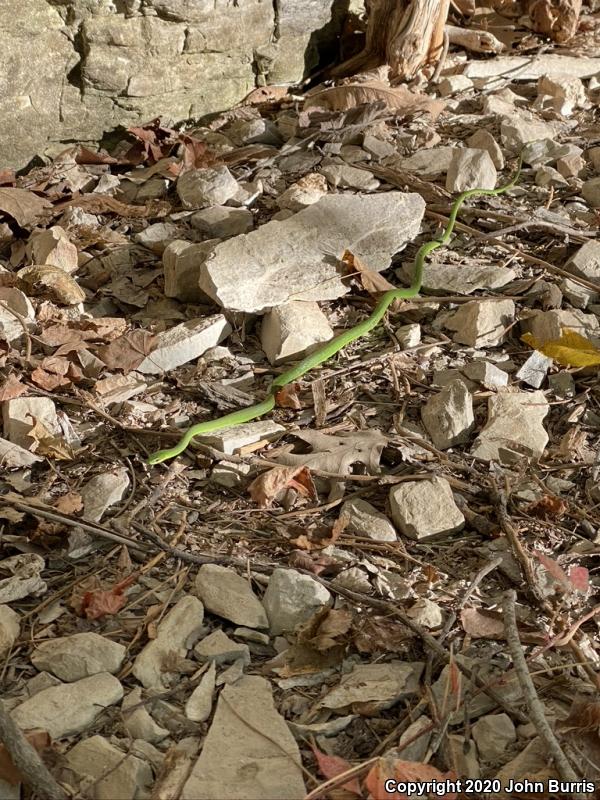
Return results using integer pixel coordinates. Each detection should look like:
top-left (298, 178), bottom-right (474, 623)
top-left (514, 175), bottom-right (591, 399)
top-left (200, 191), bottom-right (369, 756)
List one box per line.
top-left (1, 5), bottom-right (600, 798)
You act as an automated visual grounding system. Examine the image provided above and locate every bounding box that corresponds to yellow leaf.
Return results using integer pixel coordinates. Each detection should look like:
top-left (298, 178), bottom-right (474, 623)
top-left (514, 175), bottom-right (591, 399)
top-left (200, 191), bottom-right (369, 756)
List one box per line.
top-left (522, 328), bottom-right (600, 368)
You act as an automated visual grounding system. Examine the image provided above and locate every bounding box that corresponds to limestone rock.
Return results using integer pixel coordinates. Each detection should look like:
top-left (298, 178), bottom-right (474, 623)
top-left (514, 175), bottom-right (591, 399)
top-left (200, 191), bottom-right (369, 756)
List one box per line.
top-left (516, 351), bottom-right (553, 388)
top-left (399, 146), bottom-right (454, 179)
top-left (196, 419), bottom-right (284, 455)
top-left (0, 438), bottom-right (43, 468)
top-left (134, 221), bottom-right (181, 254)
top-left (2, 397), bottom-right (60, 450)
top-left (0, 288), bottom-right (35, 344)
top-left (438, 75), bottom-right (474, 96)
top-left (262, 568), bottom-right (331, 635)
top-left (523, 309), bottom-right (599, 345)
top-left (444, 735), bottom-right (480, 779)
top-left (461, 360), bottom-right (508, 389)
top-left (395, 323), bottom-right (421, 349)
top-left (321, 662), bottom-right (423, 712)
top-left (536, 74), bottom-right (588, 116)
top-left (182, 675), bottom-right (305, 800)
top-left (522, 139), bottom-right (580, 166)
top-left (421, 379), bottom-right (474, 450)
top-left (277, 173), bottom-right (328, 211)
top-left (191, 206), bottom-right (254, 238)
top-left (467, 130), bottom-right (504, 169)
top-left (261, 301), bottom-right (333, 364)
top-left (132, 596), bottom-right (204, 689)
top-left (400, 261), bottom-right (515, 295)
top-left (535, 166), bottom-right (567, 188)
top-left (471, 389), bottom-right (549, 463)
top-left (65, 735), bottom-right (153, 800)
top-left (446, 299), bottom-right (515, 347)
top-left (464, 54), bottom-right (600, 81)
top-left (28, 226), bottom-right (78, 274)
top-left (185, 662), bottom-right (216, 723)
top-left (177, 166), bottom-right (239, 209)
top-left (320, 162), bottom-right (379, 191)
top-left (0, 605), bottom-right (20, 657)
top-left (31, 632), bottom-right (125, 681)
top-left (136, 316), bottom-right (232, 374)
top-left (122, 687), bottom-right (169, 743)
top-left (446, 148), bottom-right (497, 193)
top-left (406, 599), bottom-right (443, 630)
top-left (582, 177), bottom-right (600, 208)
top-left (565, 239), bottom-right (600, 281)
top-left (340, 498), bottom-right (397, 542)
top-left (472, 713), bottom-right (516, 762)
top-left (163, 240), bottom-right (215, 303)
top-left (80, 468), bottom-right (130, 523)
top-left (12, 673), bottom-right (123, 738)
top-left (195, 630), bottom-right (250, 665)
top-left (389, 477), bottom-right (465, 541)
top-left (195, 564), bottom-right (268, 629)
top-left (500, 118), bottom-right (556, 154)
top-left (199, 192), bottom-right (425, 313)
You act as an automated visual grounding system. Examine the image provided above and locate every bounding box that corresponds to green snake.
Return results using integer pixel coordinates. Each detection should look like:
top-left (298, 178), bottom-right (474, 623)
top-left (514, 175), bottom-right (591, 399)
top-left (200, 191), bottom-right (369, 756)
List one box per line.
top-left (147, 154), bottom-right (523, 465)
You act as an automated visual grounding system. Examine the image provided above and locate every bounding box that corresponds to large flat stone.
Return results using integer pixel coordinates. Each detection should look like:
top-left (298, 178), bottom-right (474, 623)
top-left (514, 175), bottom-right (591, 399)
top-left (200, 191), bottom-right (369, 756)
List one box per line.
top-left (182, 675), bottom-right (305, 799)
top-left (137, 316), bottom-right (231, 374)
top-left (464, 55), bottom-right (600, 80)
top-left (199, 192), bottom-right (425, 313)
top-left (471, 390), bottom-right (549, 463)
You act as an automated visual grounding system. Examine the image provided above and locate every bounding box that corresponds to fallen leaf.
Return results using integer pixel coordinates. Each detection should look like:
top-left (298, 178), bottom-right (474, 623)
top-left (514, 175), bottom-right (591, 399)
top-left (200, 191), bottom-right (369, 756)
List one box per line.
top-left (461, 607), bottom-right (506, 640)
top-left (80, 573), bottom-right (138, 620)
top-left (288, 549), bottom-right (341, 576)
top-left (30, 368), bottom-right (71, 391)
top-left (535, 551), bottom-right (572, 593)
top-left (298, 607), bottom-right (353, 651)
top-left (0, 729), bottom-right (51, 785)
top-left (568, 565), bottom-right (590, 594)
top-left (0, 188), bottom-right (51, 226)
top-left (0, 375), bottom-right (28, 401)
top-left (522, 328), bottom-right (600, 368)
top-left (525, 494), bottom-right (567, 520)
top-left (53, 492), bottom-right (83, 515)
top-left (354, 617), bottom-right (413, 654)
top-left (277, 429), bottom-right (388, 476)
top-left (96, 330), bottom-right (157, 374)
top-left (304, 81), bottom-right (445, 119)
top-left (559, 700), bottom-right (600, 733)
top-left (342, 249), bottom-right (395, 296)
top-left (275, 382), bottom-right (303, 409)
top-left (311, 745), bottom-right (361, 797)
top-left (248, 465), bottom-right (317, 508)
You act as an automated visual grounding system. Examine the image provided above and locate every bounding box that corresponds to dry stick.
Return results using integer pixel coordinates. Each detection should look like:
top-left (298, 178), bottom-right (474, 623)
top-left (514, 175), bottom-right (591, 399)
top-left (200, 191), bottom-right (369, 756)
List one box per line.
top-left (502, 590), bottom-right (585, 796)
top-left (0, 701), bottom-right (67, 800)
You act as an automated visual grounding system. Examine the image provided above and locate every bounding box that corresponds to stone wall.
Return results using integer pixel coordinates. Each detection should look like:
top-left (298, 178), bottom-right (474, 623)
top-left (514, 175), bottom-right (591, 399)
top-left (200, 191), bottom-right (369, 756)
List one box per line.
top-left (1, 0), bottom-right (351, 170)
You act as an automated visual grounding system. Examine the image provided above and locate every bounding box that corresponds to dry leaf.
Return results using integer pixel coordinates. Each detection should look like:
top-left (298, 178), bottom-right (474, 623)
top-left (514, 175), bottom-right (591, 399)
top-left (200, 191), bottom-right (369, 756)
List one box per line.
top-left (559, 700), bottom-right (600, 733)
top-left (248, 465), bottom-right (317, 508)
top-left (0, 375), bottom-right (28, 401)
top-left (0, 729), bottom-right (51, 785)
top-left (275, 382), bottom-right (303, 409)
top-left (30, 368), bottom-right (71, 391)
top-left (17, 265), bottom-right (85, 305)
top-left (96, 330), bottom-right (157, 374)
top-left (80, 573), bottom-right (138, 620)
top-left (535, 551), bottom-right (588, 595)
top-left (522, 328), bottom-right (600, 368)
top-left (53, 492), bottom-right (83, 515)
top-left (365, 758), bottom-right (457, 800)
top-left (288, 549), bottom-right (341, 576)
top-left (460, 607), bottom-right (506, 640)
top-left (277, 429), bottom-right (388, 476)
top-left (342, 249), bottom-right (395, 296)
top-left (298, 607), bottom-right (353, 651)
top-left (304, 81), bottom-right (445, 118)
top-left (311, 745), bottom-right (361, 797)
top-left (0, 188), bottom-right (51, 226)
top-left (525, 494), bottom-right (567, 520)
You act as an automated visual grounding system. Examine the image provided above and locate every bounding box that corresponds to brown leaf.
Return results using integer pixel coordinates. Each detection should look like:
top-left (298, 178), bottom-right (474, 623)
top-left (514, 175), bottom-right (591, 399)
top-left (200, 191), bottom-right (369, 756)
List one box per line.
top-left (342, 249), bottom-right (395, 296)
top-left (304, 81), bottom-right (445, 118)
top-left (0, 375), bottom-right (28, 401)
top-left (287, 549), bottom-right (341, 576)
top-left (80, 573), bottom-right (138, 620)
top-left (248, 465), bottom-right (317, 508)
top-left (298, 607), bottom-right (353, 651)
top-left (30, 368), bottom-right (70, 391)
top-left (0, 188), bottom-right (51, 227)
top-left (311, 745), bottom-right (361, 797)
top-left (17, 265), bottom-right (85, 306)
top-left (96, 330), bottom-right (157, 374)
top-left (354, 616), bottom-right (413, 654)
top-left (275, 382), bottom-right (303, 410)
top-left (525, 494), bottom-right (567, 520)
top-left (53, 492), bottom-right (83, 515)
top-left (277, 429), bottom-right (388, 476)
top-left (559, 700), bottom-right (600, 733)
top-left (0, 730), bottom-right (51, 785)
top-left (535, 551), bottom-right (571, 593)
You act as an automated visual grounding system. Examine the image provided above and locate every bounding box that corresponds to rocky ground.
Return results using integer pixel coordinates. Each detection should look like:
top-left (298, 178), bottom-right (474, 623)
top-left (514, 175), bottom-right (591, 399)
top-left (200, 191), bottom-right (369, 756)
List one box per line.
top-left (1, 6), bottom-right (600, 800)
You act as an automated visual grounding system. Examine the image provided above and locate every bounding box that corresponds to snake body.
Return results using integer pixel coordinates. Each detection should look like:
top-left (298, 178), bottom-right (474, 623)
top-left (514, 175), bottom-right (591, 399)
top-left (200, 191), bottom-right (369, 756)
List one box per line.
top-left (147, 155), bottom-right (523, 465)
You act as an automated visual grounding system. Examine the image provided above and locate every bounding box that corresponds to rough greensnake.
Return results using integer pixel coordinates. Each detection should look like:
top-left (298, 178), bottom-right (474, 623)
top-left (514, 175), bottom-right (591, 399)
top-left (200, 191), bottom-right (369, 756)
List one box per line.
top-left (147, 153), bottom-right (523, 465)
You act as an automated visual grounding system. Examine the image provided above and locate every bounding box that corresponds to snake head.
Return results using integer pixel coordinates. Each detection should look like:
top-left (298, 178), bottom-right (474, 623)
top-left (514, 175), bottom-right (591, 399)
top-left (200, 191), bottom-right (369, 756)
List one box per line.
top-left (147, 450), bottom-right (170, 465)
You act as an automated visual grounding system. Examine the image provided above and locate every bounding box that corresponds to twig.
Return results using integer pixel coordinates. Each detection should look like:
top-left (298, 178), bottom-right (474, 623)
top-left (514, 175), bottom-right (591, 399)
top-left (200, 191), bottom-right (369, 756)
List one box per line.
top-left (431, 29), bottom-right (449, 83)
top-left (0, 701), bottom-right (67, 800)
top-left (503, 590), bottom-right (585, 795)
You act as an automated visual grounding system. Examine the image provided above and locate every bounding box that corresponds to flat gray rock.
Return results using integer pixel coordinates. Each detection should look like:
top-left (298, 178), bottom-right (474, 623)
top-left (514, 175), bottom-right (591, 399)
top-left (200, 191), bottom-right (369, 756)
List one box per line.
top-left (399, 260), bottom-right (515, 294)
top-left (464, 55), bottom-right (600, 80)
top-left (389, 477), bottom-right (465, 540)
top-left (195, 564), bottom-right (268, 629)
top-left (12, 673), bottom-right (123, 738)
top-left (471, 389), bottom-right (549, 463)
top-left (199, 192), bottom-right (425, 313)
top-left (31, 632), bottom-right (125, 681)
top-left (182, 675), bottom-right (305, 800)
top-left (262, 568), bottom-right (331, 635)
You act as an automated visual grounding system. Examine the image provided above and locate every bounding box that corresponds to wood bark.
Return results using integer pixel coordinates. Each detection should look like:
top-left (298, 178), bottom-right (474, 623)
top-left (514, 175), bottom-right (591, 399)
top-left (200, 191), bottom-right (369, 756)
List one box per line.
top-left (333, 0), bottom-right (451, 80)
